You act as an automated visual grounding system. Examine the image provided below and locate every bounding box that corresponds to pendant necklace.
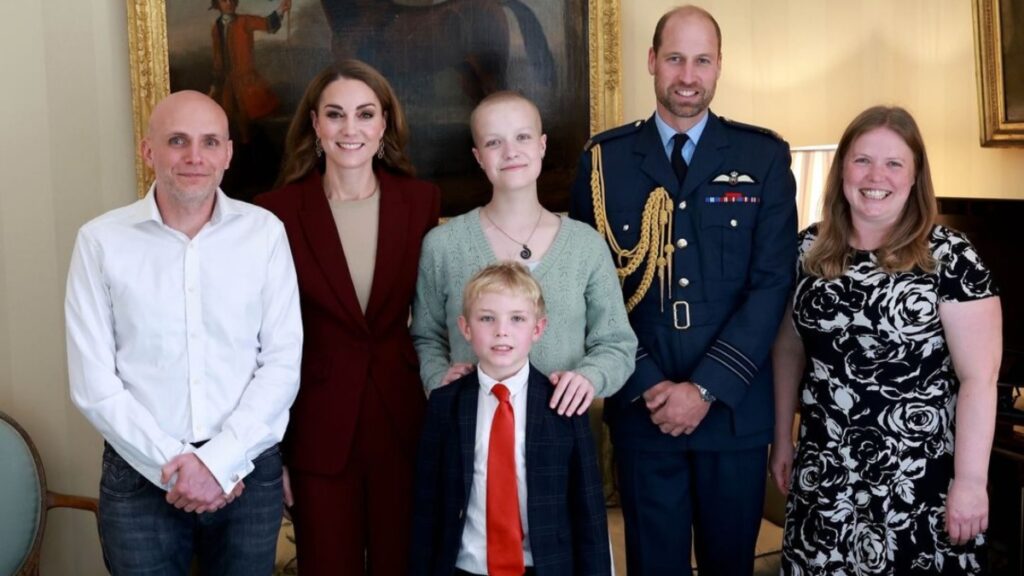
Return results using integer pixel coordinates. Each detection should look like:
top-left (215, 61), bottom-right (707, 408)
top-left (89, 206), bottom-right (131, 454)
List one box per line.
top-left (482, 206), bottom-right (543, 260)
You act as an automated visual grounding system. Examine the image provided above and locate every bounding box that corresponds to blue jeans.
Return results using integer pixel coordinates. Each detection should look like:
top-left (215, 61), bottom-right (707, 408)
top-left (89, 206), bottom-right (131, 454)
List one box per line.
top-left (97, 442), bottom-right (284, 576)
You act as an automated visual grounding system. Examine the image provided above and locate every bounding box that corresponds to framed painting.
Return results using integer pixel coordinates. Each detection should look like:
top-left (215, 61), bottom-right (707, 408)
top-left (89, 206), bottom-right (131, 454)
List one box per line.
top-left (126, 0), bottom-right (622, 214)
top-left (973, 0), bottom-right (1024, 146)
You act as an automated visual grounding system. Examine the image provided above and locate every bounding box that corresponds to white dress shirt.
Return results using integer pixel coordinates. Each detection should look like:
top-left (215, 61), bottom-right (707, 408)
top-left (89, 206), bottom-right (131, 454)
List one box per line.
top-left (456, 362), bottom-right (533, 573)
top-left (65, 186), bottom-right (302, 493)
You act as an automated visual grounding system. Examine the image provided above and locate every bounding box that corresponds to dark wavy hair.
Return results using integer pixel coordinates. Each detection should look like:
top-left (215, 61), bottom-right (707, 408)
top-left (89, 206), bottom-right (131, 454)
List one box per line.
top-left (276, 59), bottom-right (415, 187)
top-left (803, 106), bottom-right (937, 279)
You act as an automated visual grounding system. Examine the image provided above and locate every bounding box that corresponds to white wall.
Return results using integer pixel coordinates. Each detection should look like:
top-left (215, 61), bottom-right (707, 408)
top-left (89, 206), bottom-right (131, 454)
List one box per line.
top-left (1, 1), bottom-right (1021, 573)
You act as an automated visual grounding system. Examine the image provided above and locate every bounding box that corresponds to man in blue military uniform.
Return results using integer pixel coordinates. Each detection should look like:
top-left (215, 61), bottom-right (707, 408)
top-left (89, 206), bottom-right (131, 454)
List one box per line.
top-left (570, 5), bottom-right (797, 575)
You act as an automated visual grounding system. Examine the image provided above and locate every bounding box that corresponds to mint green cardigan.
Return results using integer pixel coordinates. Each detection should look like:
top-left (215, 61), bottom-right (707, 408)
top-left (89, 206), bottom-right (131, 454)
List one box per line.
top-left (411, 208), bottom-right (637, 396)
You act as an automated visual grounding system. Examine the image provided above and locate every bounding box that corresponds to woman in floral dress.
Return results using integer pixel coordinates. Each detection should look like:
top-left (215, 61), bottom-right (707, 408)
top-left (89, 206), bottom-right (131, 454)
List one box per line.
top-left (770, 106), bottom-right (1002, 574)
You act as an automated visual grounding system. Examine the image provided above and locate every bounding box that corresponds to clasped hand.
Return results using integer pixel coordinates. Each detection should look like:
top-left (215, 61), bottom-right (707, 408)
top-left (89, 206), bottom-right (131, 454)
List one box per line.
top-left (643, 380), bottom-right (710, 436)
top-left (161, 453), bottom-right (243, 514)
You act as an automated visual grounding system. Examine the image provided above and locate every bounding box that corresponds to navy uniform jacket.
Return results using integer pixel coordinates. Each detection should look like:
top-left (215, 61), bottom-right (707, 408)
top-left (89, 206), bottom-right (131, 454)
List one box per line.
top-left (409, 366), bottom-right (611, 576)
top-left (569, 111), bottom-right (797, 452)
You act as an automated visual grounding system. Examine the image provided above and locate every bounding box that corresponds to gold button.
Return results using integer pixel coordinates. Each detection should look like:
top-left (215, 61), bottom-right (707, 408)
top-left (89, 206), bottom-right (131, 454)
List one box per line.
top-left (730, 219), bottom-right (738, 227)
top-left (678, 201), bottom-right (687, 210)
top-left (678, 277), bottom-right (690, 288)
top-left (676, 238), bottom-right (688, 249)
top-left (623, 224), bottom-right (630, 231)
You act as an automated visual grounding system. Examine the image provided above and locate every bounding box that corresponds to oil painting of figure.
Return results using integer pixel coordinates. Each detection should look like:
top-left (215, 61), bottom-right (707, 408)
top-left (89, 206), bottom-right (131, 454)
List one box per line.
top-left (166, 0), bottom-right (589, 213)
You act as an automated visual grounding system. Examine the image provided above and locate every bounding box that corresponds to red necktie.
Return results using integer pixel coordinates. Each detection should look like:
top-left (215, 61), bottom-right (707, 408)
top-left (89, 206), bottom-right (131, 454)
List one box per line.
top-left (487, 383), bottom-right (524, 576)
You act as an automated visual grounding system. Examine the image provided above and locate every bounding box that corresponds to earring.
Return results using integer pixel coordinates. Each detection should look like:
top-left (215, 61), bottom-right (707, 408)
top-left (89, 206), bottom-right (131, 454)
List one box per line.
top-left (376, 140), bottom-right (385, 160)
top-left (315, 138), bottom-right (323, 158)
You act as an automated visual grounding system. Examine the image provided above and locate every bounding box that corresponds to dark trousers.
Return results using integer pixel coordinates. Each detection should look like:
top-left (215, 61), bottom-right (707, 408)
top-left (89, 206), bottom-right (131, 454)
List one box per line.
top-left (617, 445), bottom-right (768, 576)
top-left (97, 443), bottom-right (284, 576)
top-left (288, 383), bottom-right (416, 576)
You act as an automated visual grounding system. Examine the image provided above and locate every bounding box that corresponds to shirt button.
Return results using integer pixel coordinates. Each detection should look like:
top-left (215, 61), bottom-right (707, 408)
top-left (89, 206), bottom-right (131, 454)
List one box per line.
top-left (232, 474), bottom-right (240, 482)
top-left (675, 238), bottom-right (688, 249)
top-left (623, 224), bottom-right (630, 231)
top-left (730, 219), bottom-right (738, 228)
top-left (678, 201), bottom-right (687, 210)
top-left (678, 277), bottom-right (690, 288)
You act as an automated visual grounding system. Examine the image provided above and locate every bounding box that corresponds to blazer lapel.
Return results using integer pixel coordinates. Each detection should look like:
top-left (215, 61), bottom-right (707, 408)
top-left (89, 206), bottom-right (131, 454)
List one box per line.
top-left (682, 112), bottom-right (728, 199)
top-left (523, 368), bottom-right (546, 501)
top-left (296, 173), bottom-right (369, 333)
top-left (364, 169), bottom-right (409, 323)
top-left (458, 376), bottom-right (480, 506)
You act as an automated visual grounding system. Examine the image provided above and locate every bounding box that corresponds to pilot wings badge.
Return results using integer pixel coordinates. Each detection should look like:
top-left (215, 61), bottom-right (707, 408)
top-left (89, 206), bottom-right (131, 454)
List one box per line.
top-left (712, 171), bottom-right (756, 186)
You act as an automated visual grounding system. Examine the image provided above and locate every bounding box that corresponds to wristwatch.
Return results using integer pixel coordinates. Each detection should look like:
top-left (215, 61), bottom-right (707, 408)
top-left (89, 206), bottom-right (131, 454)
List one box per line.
top-left (693, 382), bottom-right (716, 404)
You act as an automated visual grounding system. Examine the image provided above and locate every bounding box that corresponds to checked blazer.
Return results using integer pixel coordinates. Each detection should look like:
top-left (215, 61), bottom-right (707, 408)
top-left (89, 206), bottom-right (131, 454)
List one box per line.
top-left (409, 366), bottom-right (611, 576)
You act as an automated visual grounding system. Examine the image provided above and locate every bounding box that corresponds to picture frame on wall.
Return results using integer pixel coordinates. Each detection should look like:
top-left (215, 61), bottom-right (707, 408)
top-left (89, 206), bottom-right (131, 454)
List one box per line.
top-left (125, 0), bottom-right (623, 214)
top-left (973, 0), bottom-right (1024, 146)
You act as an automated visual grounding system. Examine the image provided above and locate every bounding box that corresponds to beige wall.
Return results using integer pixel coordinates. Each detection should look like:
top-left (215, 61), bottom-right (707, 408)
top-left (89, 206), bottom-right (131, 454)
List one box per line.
top-left (1, 1), bottom-right (1020, 573)
top-left (624, 0), bottom-right (1024, 200)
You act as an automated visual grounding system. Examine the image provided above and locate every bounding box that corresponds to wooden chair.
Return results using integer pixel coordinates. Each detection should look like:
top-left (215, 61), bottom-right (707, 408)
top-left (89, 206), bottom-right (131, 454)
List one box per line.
top-left (0, 410), bottom-right (98, 575)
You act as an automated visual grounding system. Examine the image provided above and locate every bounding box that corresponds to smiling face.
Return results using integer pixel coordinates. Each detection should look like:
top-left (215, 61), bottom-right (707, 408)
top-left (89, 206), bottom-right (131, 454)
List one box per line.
top-left (648, 9), bottom-right (721, 132)
top-left (312, 78), bottom-right (386, 172)
top-left (842, 126), bottom-right (916, 235)
top-left (471, 97), bottom-right (547, 194)
top-left (458, 290), bottom-right (546, 382)
top-left (142, 91), bottom-right (232, 209)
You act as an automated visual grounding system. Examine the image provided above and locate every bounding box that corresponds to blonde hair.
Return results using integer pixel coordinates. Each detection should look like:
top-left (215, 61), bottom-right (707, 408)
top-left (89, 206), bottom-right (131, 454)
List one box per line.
top-left (803, 105), bottom-right (937, 279)
top-left (461, 261), bottom-right (546, 318)
top-left (469, 90), bottom-right (542, 147)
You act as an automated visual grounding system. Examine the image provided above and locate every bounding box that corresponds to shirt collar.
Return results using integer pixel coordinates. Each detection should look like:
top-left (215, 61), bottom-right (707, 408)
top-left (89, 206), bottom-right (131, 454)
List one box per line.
top-left (654, 109), bottom-right (710, 154)
top-left (477, 361), bottom-right (530, 399)
top-left (129, 184), bottom-right (240, 229)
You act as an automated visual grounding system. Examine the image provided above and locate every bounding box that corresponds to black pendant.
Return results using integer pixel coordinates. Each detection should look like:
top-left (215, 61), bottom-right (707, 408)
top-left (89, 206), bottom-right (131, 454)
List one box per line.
top-left (519, 245), bottom-right (532, 260)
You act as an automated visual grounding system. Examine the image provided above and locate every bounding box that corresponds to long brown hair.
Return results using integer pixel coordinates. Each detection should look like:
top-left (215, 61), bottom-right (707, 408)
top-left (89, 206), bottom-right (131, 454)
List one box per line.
top-left (276, 59), bottom-right (415, 187)
top-left (803, 106), bottom-right (937, 279)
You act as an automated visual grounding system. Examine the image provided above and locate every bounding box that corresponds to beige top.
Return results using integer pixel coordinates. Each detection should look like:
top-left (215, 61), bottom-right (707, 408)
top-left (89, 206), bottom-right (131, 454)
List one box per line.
top-left (328, 191), bottom-right (380, 313)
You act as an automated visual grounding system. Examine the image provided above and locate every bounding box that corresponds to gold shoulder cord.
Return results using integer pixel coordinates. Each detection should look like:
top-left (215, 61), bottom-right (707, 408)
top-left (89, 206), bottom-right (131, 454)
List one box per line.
top-left (589, 143), bottom-right (675, 312)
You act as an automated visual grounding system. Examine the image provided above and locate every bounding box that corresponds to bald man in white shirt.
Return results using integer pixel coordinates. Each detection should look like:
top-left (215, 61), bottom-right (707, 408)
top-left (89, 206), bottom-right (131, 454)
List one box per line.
top-left (65, 90), bottom-right (302, 576)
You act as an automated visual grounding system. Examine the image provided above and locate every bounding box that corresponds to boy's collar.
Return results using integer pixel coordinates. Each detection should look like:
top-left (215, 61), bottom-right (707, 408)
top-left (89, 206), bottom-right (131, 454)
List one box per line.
top-left (477, 362), bottom-right (530, 398)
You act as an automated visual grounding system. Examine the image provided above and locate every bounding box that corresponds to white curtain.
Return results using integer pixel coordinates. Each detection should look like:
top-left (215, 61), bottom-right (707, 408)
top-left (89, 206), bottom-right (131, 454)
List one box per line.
top-left (790, 145), bottom-right (837, 230)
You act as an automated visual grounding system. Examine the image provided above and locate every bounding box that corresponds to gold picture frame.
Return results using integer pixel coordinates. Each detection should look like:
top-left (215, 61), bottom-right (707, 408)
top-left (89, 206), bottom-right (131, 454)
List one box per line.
top-left (973, 0), bottom-right (1024, 146)
top-left (126, 0), bottom-right (623, 199)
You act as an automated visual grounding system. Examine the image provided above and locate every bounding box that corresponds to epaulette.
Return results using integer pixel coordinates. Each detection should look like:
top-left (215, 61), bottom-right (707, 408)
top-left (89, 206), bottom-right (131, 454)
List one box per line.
top-left (719, 116), bottom-right (787, 143)
top-left (583, 118), bottom-right (646, 151)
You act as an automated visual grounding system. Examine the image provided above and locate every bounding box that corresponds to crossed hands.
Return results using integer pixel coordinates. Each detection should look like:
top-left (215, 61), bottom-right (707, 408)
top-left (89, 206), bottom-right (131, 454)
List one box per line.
top-left (643, 380), bottom-right (710, 437)
top-left (161, 454), bottom-right (242, 514)
top-left (440, 363), bottom-right (595, 415)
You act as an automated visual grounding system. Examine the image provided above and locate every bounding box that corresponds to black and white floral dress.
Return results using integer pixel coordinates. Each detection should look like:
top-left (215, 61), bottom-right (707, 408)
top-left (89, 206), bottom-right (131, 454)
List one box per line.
top-left (782, 224), bottom-right (997, 575)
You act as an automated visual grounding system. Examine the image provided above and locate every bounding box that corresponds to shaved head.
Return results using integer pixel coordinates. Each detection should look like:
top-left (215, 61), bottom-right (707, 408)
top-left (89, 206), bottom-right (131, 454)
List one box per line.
top-left (142, 90), bottom-right (233, 218)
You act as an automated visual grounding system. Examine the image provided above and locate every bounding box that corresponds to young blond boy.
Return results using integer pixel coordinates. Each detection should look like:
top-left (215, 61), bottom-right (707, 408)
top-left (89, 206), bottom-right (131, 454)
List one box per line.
top-left (410, 262), bottom-right (611, 576)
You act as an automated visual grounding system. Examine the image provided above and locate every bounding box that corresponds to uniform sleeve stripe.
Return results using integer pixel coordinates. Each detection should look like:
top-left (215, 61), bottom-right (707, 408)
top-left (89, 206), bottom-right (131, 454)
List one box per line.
top-left (706, 353), bottom-right (753, 386)
top-left (708, 345), bottom-right (755, 380)
top-left (713, 340), bottom-right (757, 373)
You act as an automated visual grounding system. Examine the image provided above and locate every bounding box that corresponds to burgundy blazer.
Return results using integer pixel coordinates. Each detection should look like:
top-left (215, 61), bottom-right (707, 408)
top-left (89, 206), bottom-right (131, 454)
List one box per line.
top-left (255, 169), bottom-right (441, 475)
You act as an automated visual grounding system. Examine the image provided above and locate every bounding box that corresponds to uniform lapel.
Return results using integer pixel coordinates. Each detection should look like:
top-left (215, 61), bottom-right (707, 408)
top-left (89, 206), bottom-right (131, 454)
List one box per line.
top-left (682, 112), bottom-right (728, 199)
top-left (297, 173), bottom-right (370, 333)
top-left (364, 169), bottom-right (409, 324)
top-left (636, 116), bottom-right (678, 194)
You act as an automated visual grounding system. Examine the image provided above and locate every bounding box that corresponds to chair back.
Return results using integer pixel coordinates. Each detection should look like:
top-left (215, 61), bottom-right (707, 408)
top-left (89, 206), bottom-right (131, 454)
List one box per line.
top-left (0, 411), bottom-right (46, 576)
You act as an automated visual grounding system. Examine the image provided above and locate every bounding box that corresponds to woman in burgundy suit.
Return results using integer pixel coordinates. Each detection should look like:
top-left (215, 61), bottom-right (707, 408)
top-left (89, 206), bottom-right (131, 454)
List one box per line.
top-left (255, 60), bottom-right (440, 575)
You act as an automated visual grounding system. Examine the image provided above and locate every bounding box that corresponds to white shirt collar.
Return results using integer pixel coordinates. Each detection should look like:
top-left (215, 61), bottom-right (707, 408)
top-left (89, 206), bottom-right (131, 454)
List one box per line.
top-left (477, 361), bottom-right (530, 399)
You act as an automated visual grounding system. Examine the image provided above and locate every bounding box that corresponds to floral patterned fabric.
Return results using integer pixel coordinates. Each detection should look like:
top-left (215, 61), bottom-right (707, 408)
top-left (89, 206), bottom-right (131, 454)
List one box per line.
top-left (782, 224), bottom-right (997, 575)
